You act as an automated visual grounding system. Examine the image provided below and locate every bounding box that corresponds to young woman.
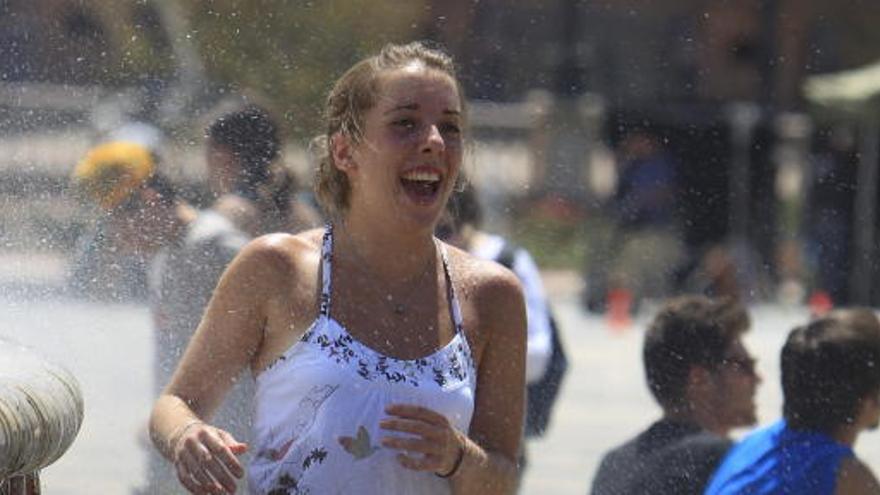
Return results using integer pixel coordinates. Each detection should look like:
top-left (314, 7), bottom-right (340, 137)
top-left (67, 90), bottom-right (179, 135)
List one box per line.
top-left (150, 42), bottom-right (527, 494)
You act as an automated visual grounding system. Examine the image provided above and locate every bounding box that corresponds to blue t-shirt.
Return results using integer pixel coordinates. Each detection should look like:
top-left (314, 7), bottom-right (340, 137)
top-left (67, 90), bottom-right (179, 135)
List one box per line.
top-left (705, 420), bottom-right (854, 495)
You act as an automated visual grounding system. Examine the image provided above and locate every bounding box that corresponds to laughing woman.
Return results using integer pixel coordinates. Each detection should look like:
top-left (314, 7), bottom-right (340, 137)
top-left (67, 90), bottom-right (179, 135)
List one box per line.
top-left (149, 41), bottom-right (527, 495)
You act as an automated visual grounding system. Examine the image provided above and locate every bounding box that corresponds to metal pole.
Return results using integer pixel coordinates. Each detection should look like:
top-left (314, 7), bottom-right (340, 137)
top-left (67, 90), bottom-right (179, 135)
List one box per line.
top-left (760, 0), bottom-right (780, 109)
top-left (726, 103), bottom-right (761, 241)
top-left (541, 0), bottom-right (589, 199)
top-left (0, 473), bottom-right (40, 495)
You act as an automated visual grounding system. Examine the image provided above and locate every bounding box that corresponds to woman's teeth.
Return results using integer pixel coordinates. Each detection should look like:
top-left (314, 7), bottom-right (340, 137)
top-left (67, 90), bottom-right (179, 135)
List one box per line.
top-left (401, 170), bottom-right (440, 183)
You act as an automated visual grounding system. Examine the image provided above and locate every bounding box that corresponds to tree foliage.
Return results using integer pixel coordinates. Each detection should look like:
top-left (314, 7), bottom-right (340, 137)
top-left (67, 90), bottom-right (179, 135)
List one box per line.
top-left (178, 0), bottom-right (431, 139)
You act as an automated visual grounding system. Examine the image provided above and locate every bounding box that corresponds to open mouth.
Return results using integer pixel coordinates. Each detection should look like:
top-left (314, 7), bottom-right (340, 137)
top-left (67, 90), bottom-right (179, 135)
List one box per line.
top-left (400, 169), bottom-right (442, 204)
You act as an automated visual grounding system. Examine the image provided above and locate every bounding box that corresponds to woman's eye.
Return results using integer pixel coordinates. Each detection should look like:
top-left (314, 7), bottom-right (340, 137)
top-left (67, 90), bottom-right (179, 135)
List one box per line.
top-left (392, 119), bottom-right (416, 130)
top-left (440, 123), bottom-right (461, 135)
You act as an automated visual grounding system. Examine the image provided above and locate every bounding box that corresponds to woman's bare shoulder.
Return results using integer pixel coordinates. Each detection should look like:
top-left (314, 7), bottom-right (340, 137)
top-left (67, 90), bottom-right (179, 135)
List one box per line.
top-left (443, 242), bottom-right (524, 305)
top-left (229, 228), bottom-right (324, 281)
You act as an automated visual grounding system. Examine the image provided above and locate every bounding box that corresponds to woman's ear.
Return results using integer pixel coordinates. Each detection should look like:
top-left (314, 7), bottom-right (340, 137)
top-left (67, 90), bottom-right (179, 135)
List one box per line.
top-left (330, 132), bottom-right (357, 173)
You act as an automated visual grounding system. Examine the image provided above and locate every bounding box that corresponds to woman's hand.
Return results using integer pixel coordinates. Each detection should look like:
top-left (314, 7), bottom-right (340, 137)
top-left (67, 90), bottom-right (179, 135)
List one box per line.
top-left (172, 421), bottom-right (248, 494)
top-left (380, 404), bottom-right (466, 477)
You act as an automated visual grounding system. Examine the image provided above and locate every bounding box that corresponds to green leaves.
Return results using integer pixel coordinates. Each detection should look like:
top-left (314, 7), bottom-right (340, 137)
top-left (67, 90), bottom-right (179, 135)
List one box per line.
top-left (178, 0), bottom-right (430, 138)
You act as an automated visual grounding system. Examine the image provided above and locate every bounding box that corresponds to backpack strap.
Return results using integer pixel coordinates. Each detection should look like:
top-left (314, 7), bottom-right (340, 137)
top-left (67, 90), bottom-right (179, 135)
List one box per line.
top-left (494, 241), bottom-right (518, 271)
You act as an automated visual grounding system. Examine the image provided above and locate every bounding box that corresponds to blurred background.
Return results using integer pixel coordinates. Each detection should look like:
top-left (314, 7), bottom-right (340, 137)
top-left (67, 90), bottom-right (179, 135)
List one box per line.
top-left (3, 1), bottom-right (880, 493)
top-left (4, 0), bottom-right (880, 306)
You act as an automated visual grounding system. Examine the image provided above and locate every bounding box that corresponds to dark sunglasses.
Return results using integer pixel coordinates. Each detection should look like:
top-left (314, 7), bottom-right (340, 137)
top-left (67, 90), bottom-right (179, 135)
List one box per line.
top-left (112, 191), bottom-right (144, 214)
top-left (720, 356), bottom-right (757, 376)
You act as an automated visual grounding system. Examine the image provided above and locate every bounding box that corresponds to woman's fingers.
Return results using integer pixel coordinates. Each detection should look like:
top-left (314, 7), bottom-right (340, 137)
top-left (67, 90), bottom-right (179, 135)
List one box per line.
top-left (381, 435), bottom-right (436, 455)
top-left (380, 417), bottom-right (439, 438)
top-left (178, 447), bottom-right (225, 494)
top-left (385, 404), bottom-right (448, 426)
top-left (174, 425), bottom-right (245, 494)
top-left (382, 403), bottom-right (463, 474)
top-left (175, 455), bottom-right (205, 494)
top-left (204, 453), bottom-right (238, 493)
top-left (212, 431), bottom-right (247, 478)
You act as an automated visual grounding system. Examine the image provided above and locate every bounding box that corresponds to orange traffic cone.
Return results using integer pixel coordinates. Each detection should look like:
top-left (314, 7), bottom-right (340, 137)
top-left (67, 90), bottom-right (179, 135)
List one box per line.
top-left (606, 288), bottom-right (633, 332)
top-left (808, 290), bottom-right (833, 317)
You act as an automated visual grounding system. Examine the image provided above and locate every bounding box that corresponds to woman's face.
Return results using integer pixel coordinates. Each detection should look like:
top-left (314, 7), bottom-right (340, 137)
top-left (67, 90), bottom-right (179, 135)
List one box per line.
top-left (342, 64), bottom-right (463, 229)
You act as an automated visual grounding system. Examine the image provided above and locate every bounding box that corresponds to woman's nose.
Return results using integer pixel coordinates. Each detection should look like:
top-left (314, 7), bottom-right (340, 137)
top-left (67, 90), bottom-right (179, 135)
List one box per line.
top-left (421, 124), bottom-right (445, 154)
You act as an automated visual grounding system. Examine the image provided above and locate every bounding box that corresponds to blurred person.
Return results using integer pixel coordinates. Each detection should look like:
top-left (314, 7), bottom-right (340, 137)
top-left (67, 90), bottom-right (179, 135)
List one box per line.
top-left (591, 295), bottom-right (760, 495)
top-left (71, 140), bottom-right (252, 494)
top-left (205, 103), bottom-right (322, 237)
top-left (438, 180), bottom-right (568, 478)
top-left (705, 308), bottom-right (880, 495)
top-left (672, 238), bottom-right (762, 303)
top-left (439, 181), bottom-right (565, 422)
top-left (67, 214), bottom-right (149, 301)
top-left (805, 125), bottom-right (858, 305)
top-left (66, 122), bottom-right (167, 301)
top-left (149, 41), bottom-right (526, 494)
top-left (583, 128), bottom-right (685, 313)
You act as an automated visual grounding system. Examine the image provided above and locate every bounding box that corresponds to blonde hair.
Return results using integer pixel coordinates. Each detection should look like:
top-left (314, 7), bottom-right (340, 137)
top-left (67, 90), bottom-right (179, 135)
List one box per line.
top-left (312, 41), bottom-right (466, 218)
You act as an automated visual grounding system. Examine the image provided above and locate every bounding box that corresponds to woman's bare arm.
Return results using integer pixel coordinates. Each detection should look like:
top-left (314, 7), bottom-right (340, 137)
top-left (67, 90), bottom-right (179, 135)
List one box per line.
top-left (450, 263), bottom-right (527, 494)
top-left (149, 234), bottom-right (291, 459)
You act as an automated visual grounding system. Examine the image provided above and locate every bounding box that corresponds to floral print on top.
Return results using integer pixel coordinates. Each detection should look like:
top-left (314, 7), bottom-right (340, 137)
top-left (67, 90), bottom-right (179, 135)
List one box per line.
top-left (248, 225), bottom-right (476, 495)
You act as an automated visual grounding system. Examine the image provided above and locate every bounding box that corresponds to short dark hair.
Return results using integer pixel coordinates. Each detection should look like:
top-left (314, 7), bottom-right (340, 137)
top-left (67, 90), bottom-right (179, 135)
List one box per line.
top-left (643, 295), bottom-right (750, 409)
top-left (206, 104), bottom-right (281, 199)
top-left (444, 179), bottom-right (482, 229)
top-left (782, 308), bottom-right (880, 434)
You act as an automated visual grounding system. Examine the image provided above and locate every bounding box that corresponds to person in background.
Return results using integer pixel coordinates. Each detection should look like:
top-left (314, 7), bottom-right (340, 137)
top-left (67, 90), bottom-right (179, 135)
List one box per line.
top-left (149, 41), bottom-right (526, 494)
top-left (582, 128), bottom-right (685, 313)
top-left (71, 140), bottom-right (252, 494)
top-left (205, 102), bottom-right (322, 237)
top-left (66, 122), bottom-right (166, 301)
top-left (805, 125), bottom-right (858, 306)
top-left (705, 308), bottom-right (880, 495)
top-left (591, 295), bottom-right (760, 495)
top-left (439, 180), bottom-right (553, 397)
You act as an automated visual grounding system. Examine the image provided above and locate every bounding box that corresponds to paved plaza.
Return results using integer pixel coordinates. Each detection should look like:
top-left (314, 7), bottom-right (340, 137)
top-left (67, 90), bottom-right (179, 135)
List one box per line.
top-left (2, 268), bottom-right (880, 494)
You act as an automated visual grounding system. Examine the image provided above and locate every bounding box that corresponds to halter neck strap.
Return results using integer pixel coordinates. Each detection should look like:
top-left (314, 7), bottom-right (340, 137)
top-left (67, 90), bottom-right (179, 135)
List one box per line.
top-left (319, 225), bottom-right (464, 335)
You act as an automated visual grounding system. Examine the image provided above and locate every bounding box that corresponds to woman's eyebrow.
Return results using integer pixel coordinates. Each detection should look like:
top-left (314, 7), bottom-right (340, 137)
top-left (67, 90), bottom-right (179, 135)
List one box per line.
top-left (383, 104), bottom-right (461, 116)
top-left (385, 103), bottom-right (418, 114)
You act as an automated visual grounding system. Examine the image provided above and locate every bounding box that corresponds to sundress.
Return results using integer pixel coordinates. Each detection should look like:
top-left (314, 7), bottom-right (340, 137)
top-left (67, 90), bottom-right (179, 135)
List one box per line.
top-left (248, 226), bottom-right (477, 494)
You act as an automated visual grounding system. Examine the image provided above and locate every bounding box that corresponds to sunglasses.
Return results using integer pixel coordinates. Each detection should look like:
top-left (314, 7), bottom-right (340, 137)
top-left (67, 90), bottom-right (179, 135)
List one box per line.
top-left (720, 355), bottom-right (757, 376)
top-left (112, 192), bottom-right (144, 214)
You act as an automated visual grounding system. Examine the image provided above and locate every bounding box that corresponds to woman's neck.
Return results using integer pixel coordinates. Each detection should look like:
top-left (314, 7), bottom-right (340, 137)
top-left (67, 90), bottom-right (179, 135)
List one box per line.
top-left (335, 214), bottom-right (437, 281)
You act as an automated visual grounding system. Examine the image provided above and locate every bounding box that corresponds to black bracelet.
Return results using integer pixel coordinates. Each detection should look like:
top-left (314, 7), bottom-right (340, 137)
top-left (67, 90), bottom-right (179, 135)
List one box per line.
top-left (435, 445), bottom-right (465, 478)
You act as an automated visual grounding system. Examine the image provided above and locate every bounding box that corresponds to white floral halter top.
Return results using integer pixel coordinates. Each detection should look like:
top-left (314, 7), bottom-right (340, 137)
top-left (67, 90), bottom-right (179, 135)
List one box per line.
top-left (248, 226), bottom-right (476, 494)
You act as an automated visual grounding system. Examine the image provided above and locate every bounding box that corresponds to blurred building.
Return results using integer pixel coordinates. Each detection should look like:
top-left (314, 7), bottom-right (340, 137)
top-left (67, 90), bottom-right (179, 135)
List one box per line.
top-left (426, 0), bottom-right (880, 301)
